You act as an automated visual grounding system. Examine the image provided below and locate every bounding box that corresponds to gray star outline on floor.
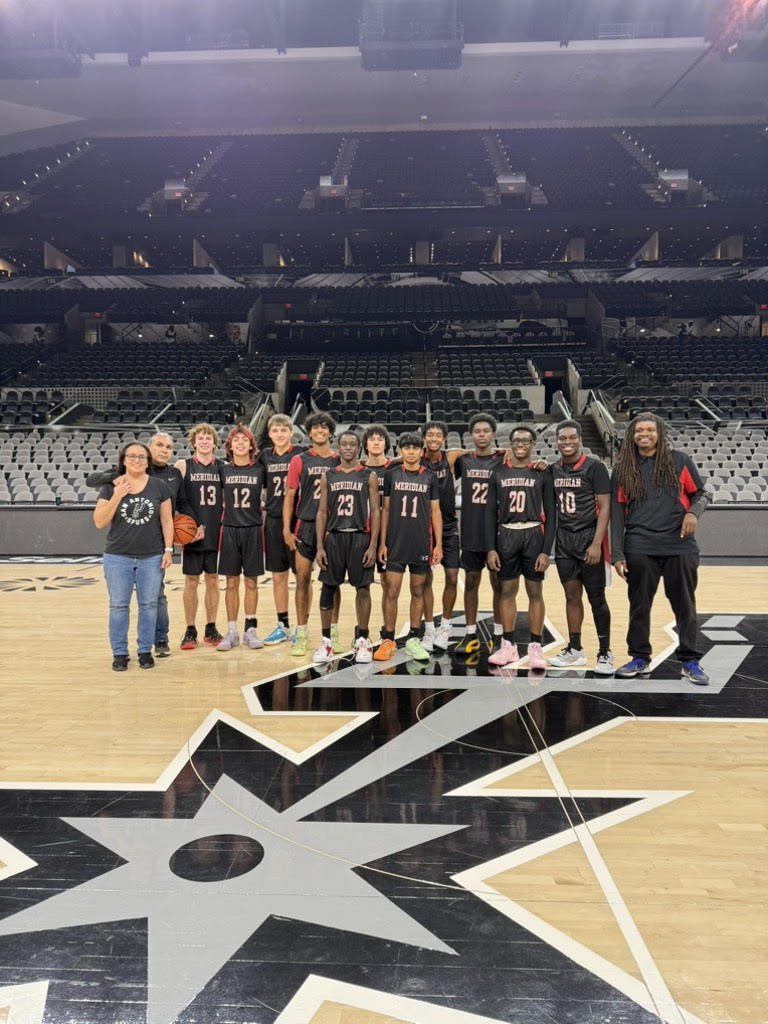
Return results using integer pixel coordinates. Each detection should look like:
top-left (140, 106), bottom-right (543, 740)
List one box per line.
top-left (0, 775), bottom-right (461, 1024)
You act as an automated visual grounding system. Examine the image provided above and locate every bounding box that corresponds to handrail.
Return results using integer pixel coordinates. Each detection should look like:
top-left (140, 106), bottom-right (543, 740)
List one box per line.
top-left (587, 388), bottom-right (619, 465)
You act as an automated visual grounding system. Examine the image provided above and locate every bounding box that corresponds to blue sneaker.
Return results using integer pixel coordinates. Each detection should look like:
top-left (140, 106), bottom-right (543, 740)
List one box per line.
top-left (615, 657), bottom-right (651, 679)
top-left (263, 623), bottom-right (289, 646)
top-left (681, 661), bottom-right (710, 686)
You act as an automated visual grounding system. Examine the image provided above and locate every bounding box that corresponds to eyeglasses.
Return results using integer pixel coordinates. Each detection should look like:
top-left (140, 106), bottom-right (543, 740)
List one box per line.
top-left (124, 454), bottom-right (148, 462)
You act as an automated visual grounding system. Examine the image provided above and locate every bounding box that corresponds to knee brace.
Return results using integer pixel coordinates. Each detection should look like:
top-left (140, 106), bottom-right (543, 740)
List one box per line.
top-left (319, 583), bottom-right (337, 611)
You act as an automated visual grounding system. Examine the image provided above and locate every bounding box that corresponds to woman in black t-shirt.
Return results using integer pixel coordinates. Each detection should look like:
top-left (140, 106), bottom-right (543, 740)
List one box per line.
top-left (93, 441), bottom-right (174, 671)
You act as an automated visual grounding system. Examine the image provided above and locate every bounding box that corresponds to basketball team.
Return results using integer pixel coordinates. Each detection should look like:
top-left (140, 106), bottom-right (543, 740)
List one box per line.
top-left (92, 410), bottom-right (711, 685)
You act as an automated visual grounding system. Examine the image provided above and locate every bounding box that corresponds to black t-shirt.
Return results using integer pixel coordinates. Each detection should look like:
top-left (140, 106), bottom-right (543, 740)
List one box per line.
top-left (220, 461), bottom-right (265, 528)
top-left (384, 465), bottom-right (438, 564)
top-left (550, 455), bottom-right (611, 534)
top-left (88, 464), bottom-right (194, 518)
top-left (98, 477), bottom-right (171, 557)
top-left (454, 452), bottom-right (505, 550)
top-left (324, 466), bottom-right (373, 533)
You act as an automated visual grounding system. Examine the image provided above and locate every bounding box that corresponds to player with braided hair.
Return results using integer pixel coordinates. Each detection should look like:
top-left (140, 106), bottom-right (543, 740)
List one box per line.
top-left (611, 413), bottom-right (710, 684)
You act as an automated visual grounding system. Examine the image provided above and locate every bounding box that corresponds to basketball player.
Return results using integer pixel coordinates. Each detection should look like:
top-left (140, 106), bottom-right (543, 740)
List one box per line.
top-left (547, 420), bottom-right (614, 675)
top-left (86, 431), bottom-right (195, 658)
top-left (259, 413), bottom-right (304, 645)
top-left (175, 423), bottom-right (223, 649)
top-left (611, 412), bottom-right (710, 684)
top-left (282, 411), bottom-right (341, 658)
top-left (420, 421), bottom-right (460, 652)
top-left (485, 425), bottom-right (555, 669)
top-left (216, 425), bottom-right (266, 651)
top-left (374, 433), bottom-right (442, 663)
top-left (314, 431), bottom-right (380, 664)
top-left (453, 414), bottom-right (506, 655)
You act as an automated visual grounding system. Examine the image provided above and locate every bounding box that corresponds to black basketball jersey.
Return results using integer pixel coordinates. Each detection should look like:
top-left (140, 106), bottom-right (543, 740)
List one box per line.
top-left (550, 455), bottom-right (611, 534)
top-left (454, 452), bottom-right (505, 550)
top-left (485, 463), bottom-right (556, 552)
top-left (286, 448), bottom-right (340, 522)
top-left (182, 456), bottom-right (223, 551)
top-left (220, 461), bottom-right (265, 528)
top-left (421, 451), bottom-right (457, 527)
top-left (366, 458), bottom-right (392, 503)
top-left (259, 444), bottom-right (305, 518)
top-left (384, 465), bottom-right (438, 564)
top-left (324, 466), bottom-right (372, 533)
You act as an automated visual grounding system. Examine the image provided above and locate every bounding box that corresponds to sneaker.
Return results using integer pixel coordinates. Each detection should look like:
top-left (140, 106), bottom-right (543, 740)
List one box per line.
top-left (244, 628), bottom-right (264, 650)
top-left (681, 660), bottom-right (710, 686)
top-left (330, 624), bottom-right (344, 655)
top-left (548, 644), bottom-right (586, 668)
top-left (405, 636), bottom-right (430, 661)
top-left (263, 623), bottom-right (289, 646)
top-left (421, 628), bottom-right (435, 653)
top-left (138, 652), bottom-right (155, 669)
top-left (433, 622), bottom-right (452, 650)
top-left (312, 638), bottom-right (334, 663)
top-left (290, 629), bottom-right (308, 658)
top-left (112, 655), bottom-right (129, 672)
top-left (453, 634), bottom-right (480, 656)
top-left (216, 629), bottom-right (240, 652)
top-left (526, 642), bottom-right (547, 671)
top-left (154, 640), bottom-right (171, 658)
top-left (204, 627), bottom-right (223, 646)
top-left (354, 636), bottom-right (373, 664)
top-left (615, 657), bottom-right (651, 678)
top-left (373, 638), bottom-right (397, 662)
top-left (594, 650), bottom-right (615, 676)
top-left (488, 639), bottom-right (519, 666)
top-left (180, 628), bottom-right (198, 650)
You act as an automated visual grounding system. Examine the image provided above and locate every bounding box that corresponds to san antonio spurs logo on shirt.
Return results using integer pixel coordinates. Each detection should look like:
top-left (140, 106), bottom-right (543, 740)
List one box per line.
top-left (120, 495), bottom-right (155, 526)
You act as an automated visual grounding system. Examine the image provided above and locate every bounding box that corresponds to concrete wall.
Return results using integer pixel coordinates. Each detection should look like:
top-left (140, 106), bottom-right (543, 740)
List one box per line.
top-left (0, 504), bottom-right (765, 559)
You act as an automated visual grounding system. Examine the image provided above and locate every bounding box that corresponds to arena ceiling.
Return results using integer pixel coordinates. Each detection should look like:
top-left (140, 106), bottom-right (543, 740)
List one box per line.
top-left (0, 39), bottom-right (765, 154)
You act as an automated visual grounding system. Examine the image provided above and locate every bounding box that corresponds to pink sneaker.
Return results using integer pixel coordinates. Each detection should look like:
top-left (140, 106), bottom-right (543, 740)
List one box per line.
top-left (488, 639), bottom-right (519, 666)
top-left (526, 641), bottom-right (547, 670)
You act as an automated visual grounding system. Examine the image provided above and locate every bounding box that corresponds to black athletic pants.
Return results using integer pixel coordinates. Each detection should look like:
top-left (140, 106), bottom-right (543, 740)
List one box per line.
top-left (625, 552), bottom-right (701, 662)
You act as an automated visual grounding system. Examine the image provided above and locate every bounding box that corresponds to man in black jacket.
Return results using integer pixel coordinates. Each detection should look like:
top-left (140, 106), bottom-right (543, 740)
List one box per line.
top-left (611, 413), bottom-right (710, 684)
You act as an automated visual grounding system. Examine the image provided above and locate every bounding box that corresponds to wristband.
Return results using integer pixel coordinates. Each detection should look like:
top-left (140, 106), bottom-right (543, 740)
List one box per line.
top-left (164, 547), bottom-right (173, 552)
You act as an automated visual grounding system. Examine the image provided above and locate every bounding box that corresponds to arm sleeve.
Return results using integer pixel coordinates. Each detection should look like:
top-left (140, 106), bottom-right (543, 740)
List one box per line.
top-left (610, 470), bottom-right (626, 563)
top-left (87, 469), bottom-right (118, 489)
top-left (682, 456), bottom-right (711, 519)
top-left (541, 471), bottom-right (557, 553)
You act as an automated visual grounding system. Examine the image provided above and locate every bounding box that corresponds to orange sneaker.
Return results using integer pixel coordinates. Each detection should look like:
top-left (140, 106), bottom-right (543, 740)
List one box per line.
top-left (373, 638), bottom-right (397, 661)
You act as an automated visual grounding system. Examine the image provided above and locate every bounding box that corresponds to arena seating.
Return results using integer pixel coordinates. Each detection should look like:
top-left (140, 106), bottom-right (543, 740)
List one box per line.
top-left (0, 143), bottom-right (82, 188)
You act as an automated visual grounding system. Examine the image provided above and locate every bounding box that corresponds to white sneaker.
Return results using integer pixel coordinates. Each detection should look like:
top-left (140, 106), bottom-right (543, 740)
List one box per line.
top-left (594, 650), bottom-right (615, 676)
top-left (421, 628), bottom-right (435, 653)
top-left (354, 636), bottom-right (373, 663)
top-left (244, 627), bottom-right (264, 649)
top-left (547, 645), bottom-right (586, 667)
top-left (312, 638), bottom-right (334, 664)
top-left (433, 622), bottom-right (452, 650)
top-left (216, 629), bottom-right (240, 651)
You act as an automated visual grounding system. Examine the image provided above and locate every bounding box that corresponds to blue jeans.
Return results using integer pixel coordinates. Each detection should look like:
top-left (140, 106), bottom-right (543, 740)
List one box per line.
top-left (155, 577), bottom-right (168, 644)
top-left (102, 553), bottom-right (164, 656)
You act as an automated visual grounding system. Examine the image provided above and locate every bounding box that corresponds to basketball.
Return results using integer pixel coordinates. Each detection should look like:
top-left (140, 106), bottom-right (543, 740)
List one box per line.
top-left (173, 513), bottom-right (198, 546)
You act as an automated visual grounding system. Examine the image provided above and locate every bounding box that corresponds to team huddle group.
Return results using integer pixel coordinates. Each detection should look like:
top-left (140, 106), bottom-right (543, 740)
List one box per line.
top-left (92, 408), bottom-right (712, 686)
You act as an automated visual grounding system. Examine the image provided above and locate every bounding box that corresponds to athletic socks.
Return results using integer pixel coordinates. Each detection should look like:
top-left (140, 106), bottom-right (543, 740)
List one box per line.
top-left (466, 624), bottom-right (477, 635)
top-left (278, 611), bottom-right (290, 628)
top-left (244, 618), bottom-right (257, 632)
top-left (493, 622), bottom-right (503, 636)
top-left (530, 633), bottom-right (542, 644)
top-left (354, 626), bottom-right (370, 639)
top-left (503, 631), bottom-right (515, 643)
top-left (569, 632), bottom-right (582, 649)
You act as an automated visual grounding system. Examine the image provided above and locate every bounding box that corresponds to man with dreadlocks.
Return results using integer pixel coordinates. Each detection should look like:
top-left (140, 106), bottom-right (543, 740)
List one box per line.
top-left (611, 413), bottom-right (710, 684)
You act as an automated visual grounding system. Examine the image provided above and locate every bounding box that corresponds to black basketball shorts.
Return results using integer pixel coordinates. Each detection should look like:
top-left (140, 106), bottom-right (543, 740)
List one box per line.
top-left (555, 527), bottom-right (608, 588)
top-left (217, 525), bottom-right (264, 578)
top-left (182, 541), bottom-right (219, 577)
top-left (319, 532), bottom-right (374, 588)
top-left (294, 518), bottom-right (318, 563)
top-left (496, 526), bottom-right (546, 581)
top-left (264, 515), bottom-right (294, 573)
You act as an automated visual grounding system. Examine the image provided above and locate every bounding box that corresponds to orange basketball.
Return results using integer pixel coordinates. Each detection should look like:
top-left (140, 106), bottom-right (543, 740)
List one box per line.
top-left (173, 513), bottom-right (198, 546)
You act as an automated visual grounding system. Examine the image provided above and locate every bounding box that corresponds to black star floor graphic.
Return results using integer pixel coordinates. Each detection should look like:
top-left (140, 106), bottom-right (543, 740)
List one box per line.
top-left (0, 614), bottom-right (765, 1024)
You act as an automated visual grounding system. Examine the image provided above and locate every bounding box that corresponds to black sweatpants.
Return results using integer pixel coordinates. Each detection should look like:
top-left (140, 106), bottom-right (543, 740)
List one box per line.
top-left (625, 552), bottom-right (701, 662)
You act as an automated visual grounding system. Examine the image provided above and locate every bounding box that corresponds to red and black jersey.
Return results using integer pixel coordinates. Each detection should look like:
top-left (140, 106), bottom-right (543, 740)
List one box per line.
top-left (421, 451), bottom-right (457, 527)
top-left (220, 461), bottom-right (265, 528)
top-left (286, 448), bottom-right (340, 522)
top-left (551, 455), bottom-right (611, 534)
top-left (259, 445), bottom-right (305, 518)
top-left (324, 466), bottom-right (372, 533)
top-left (454, 452), bottom-right (505, 551)
top-left (384, 465), bottom-right (438, 564)
top-left (182, 456), bottom-right (223, 551)
top-left (366, 459), bottom-right (391, 503)
top-left (611, 450), bottom-right (710, 560)
top-left (484, 463), bottom-right (556, 552)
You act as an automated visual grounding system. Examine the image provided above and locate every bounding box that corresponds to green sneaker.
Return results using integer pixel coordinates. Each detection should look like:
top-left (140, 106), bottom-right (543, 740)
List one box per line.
top-left (290, 629), bottom-right (308, 658)
top-left (405, 635), bottom-right (430, 661)
top-left (330, 624), bottom-right (344, 655)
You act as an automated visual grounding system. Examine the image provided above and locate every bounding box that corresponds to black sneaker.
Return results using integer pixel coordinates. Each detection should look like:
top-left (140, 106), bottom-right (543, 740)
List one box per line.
top-left (112, 655), bottom-right (129, 672)
top-left (453, 634), bottom-right (480, 656)
top-left (154, 641), bottom-right (171, 658)
top-left (180, 628), bottom-right (198, 650)
top-left (138, 652), bottom-right (155, 669)
top-left (204, 627), bottom-right (223, 646)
